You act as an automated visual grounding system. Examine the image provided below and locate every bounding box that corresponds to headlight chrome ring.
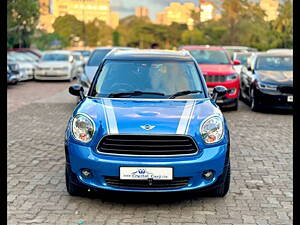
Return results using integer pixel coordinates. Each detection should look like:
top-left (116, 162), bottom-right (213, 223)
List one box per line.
top-left (72, 113), bottom-right (95, 143)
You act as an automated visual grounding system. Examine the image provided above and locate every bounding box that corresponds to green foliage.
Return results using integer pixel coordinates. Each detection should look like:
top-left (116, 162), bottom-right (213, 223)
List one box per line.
top-left (84, 19), bottom-right (113, 46)
top-left (7, 0), bottom-right (292, 50)
top-left (31, 30), bottom-right (68, 50)
top-left (7, 0), bottom-right (40, 48)
top-left (53, 14), bottom-right (84, 45)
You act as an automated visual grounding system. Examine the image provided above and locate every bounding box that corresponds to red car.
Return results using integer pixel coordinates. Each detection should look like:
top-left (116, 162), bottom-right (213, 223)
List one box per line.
top-left (7, 48), bottom-right (43, 58)
top-left (180, 45), bottom-right (240, 110)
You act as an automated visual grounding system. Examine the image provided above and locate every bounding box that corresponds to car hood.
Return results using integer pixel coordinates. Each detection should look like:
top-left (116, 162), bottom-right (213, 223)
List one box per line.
top-left (8, 61), bottom-right (35, 69)
top-left (198, 64), bottom-right (236, 75)
top-left (84, 66), bottom-right (98, 83)
top-left (257, 70), bottom-right (293, 85)
top-left (37, 61), bottom-right (70, 68)
top-left (73, 98), bottom-right (224, 147)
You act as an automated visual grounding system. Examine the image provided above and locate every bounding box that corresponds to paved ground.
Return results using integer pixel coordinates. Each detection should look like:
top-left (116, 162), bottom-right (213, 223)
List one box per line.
top-left (7, 81), bottom-right (293, 225)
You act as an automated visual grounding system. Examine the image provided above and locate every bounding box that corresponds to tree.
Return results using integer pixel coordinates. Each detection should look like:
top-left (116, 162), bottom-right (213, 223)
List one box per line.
top-left (52, 14), bottom-right (84, 46)
top-left (271, 0), bottom-right (293, 48)
top-left (85, 19), bottom-right (113, 46)
top-left (31, 30), bottom-right (68, 50)
top-left (7, 0), bottom-right (40, 48)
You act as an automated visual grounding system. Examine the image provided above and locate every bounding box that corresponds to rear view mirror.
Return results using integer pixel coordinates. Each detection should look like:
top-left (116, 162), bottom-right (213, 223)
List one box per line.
top-left (69, 85), bottom-right (85, 100)
top-left (212, 86), bottom-right (227, 101)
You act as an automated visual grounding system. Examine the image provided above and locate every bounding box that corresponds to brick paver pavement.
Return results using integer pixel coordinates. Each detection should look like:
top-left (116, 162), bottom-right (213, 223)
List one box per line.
top-left (7, 83), bottom-right (292, 225)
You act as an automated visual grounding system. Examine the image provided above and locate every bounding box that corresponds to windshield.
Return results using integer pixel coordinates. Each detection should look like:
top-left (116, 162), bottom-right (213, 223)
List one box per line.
top-left (91, 60), bottom-right (205, 98)
top-left (188, 50), bottom-right (230, 64)
top-left (87, 49), bottom-right (111, 66)
top-left (7, 52), bottom-right (33, 62)
top-left (256, 56), bottom-right (293, 71)
top-left (236, 54), bottom-right (251, 65)
top-left (75, 50), bottom-right (91, 56)
top-left (41, 53), bottom-right (69, 61)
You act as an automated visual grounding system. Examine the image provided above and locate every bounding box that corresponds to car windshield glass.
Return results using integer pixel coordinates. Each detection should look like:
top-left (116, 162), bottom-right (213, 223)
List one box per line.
top-left (188, 50), bottom-right (230, 64)
top-left (75, 50), bottom-right (90, 56)
top-left (87, 49), bottom-right (111, 66)
top-left (256, 56), bottom-right (293, 71)
top-left (236, 54), bottom-right (251, 65)
top-left (91, 60), bottom-right (205, 99)
top-left (41, 54), bottom-right (69, 61)
top-left (7, 52), bottom-right (32, 62)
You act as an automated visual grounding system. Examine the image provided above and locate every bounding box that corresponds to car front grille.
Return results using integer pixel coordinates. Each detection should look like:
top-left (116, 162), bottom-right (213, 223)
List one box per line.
top-left (277, 86), bottom-right (293, 95)
top-left (104, 176), bottom-right (190, 189)
top-left (203, 75), bottom-right (227, 83)
top-left (97, 135), bottom-right (199, 156)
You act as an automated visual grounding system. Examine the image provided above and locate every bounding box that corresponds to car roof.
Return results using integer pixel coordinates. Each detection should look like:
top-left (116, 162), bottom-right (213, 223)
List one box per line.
top-left (256, 52), bottom-right (293, 57)
top-left (93, 47), bottom-right (137, 51)
top-left (105, 49), bottom-right (193, 61)
top-left (180, 45), bottom-right (225, 50)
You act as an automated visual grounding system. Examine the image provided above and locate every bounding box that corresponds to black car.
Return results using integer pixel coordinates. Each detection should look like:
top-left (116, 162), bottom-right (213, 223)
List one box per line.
top-left (240, 52), bottom-right (293, 111)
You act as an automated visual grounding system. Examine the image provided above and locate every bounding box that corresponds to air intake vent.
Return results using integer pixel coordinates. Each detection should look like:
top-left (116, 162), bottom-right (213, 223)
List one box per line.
top-left (97, 135), bottom-right (198, 156)
top-left (105, 176), bottom-right (190, 189)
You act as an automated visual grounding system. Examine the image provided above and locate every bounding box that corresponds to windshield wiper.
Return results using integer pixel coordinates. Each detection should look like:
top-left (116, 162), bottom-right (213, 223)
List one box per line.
top-left (108, 91), bottom-right (165, 98)
top-left (169, 90), bottom-right (203, 99)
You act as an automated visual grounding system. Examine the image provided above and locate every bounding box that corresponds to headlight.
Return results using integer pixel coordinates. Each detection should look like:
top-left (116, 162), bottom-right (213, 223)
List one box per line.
top-left (257, 82), bottom-right (277, 91)
top-left (226, 74), bottom-right (238, 81)
top-left (72, 114), bottom-right (95, 143)
top-left (200, 115), bottom-right (224, 144)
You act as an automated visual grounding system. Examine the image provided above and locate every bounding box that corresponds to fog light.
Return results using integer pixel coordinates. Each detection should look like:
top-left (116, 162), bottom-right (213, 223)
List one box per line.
top-left (228, 88), bottom-right (236, 95)
top-left (81, 169), bottom-right (92, 178)
top-left (203, 170), bottom-right (214, 180)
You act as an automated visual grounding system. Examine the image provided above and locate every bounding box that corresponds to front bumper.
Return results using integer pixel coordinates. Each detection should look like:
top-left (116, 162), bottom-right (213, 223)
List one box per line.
top-left (255, 88), bottom-right (293, 110)
top-left (35, 70), bottom-right (71, 80)
top-left (66, 142), bottom-right (228, 192)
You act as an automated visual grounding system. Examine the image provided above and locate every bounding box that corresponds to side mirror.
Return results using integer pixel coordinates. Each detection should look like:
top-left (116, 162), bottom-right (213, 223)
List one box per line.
top-left (69, 85), bottom-right (85, 100)
top-left (233, 60), bottom-right (241, 65)
top-left (212, 85), bottom-right (227, 101)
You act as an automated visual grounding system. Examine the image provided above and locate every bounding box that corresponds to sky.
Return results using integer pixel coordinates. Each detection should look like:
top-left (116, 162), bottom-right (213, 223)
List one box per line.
top-left (110, 0), bottom-right (285, 21)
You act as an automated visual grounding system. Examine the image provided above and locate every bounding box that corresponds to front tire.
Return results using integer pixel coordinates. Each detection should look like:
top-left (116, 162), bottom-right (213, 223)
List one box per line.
top-left (210, 162), bottom-right (230, 197)
top-left (65, 166), bottom-right (84, 196)
top-left (250, 88), bottom-right (260, 111)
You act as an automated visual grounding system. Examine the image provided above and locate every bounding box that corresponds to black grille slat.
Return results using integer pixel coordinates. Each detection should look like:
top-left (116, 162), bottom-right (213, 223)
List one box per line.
top-left (105, 176), bottom-right (190, 189)
top-left (97, 135), bottom-right (198, 156)
top-left (204, 75), bottom-right (226, 83)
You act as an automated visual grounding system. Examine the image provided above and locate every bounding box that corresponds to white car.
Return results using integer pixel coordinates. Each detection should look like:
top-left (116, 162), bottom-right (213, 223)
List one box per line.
top-left (35, 50), bottom-right (78, 81)
top-left (7, 52), bottom-right (36, 81)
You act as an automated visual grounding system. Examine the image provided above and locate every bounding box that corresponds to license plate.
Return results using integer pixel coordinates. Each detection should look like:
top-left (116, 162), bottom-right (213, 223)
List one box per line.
top-left (287, 96), bottom-right (293, 102)
top-left (120, 167), bottom-right (173, 180)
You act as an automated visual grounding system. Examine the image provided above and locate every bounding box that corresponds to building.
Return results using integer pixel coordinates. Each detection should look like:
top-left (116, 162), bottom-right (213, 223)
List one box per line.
top-left (135, 7), bottom-right (149, 18)
top-left (260, 0), bottom-right (279, 21)
top-left (38, 0), bottom-right (119, 33)
top-left (155, 2), bottom-right (199, 30)
top-left (200, 0), bottom-right (215, 23)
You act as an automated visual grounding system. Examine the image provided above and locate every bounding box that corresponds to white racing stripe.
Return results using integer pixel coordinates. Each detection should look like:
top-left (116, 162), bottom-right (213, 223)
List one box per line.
top-left (176, 100), bottom-right (196, 135)
top-left (102, 98), bottom-right (119, 134)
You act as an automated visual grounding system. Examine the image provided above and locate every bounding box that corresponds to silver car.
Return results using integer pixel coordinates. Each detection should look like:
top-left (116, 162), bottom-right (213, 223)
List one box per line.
top-left (35, 50), bottom-right (78, 81)
top-left (78, 47), bottom-right (136, 93)
top-left (7, 52), bottom-right (36, 81)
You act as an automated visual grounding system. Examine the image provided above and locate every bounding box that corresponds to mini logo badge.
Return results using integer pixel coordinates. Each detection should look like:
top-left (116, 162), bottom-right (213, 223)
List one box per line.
top-left (140, 124), bottom-right (155, 130)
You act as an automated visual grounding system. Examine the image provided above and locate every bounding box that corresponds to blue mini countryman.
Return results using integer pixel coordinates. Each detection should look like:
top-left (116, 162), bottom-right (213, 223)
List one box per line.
top-left (65, 49), bottom-right (231, 197)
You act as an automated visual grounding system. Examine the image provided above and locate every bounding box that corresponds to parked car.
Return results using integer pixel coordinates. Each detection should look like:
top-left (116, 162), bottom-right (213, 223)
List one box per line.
top-left (7, 52), bottom-right (36, 81)
top-left (74, 50), bottom-right (91, 64)
top-left (232, 52), bottom-right (252, 75)
top-left (240, 52), bottom-right (293, 111)
top-left (180, 45), bottom-right (240, 110)
top-left (35, 50), bottom-right (78, 81)
top-left (71, 52), bottom-right (85, 78)
top-left (66, 49), bottom-right (231, 197)
top-left (223, 46), bottom-right (257, 60)
top-left (7, 48), bottom-right (43, 58)
top-left (7, 65), bottom-right (19, 85)
top-left (79, 47), bottom-right (136, 94)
